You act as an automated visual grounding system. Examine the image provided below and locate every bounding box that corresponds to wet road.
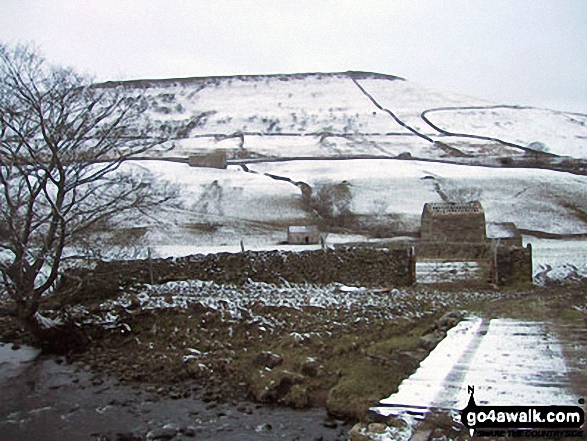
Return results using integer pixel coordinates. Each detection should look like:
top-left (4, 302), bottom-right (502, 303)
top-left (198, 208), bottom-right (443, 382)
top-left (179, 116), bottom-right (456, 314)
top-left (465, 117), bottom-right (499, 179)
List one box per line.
top-left (374, 317), bottom-right (586, 430)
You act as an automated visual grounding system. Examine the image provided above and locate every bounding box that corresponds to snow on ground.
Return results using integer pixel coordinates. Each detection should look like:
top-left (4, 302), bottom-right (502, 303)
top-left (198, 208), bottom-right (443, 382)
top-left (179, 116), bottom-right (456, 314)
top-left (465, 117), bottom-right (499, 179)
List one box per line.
top-left (249, 159), bottom-right (587, 234)
top-left (169, 133), bottom-right (437, 160)
top-left (250, 160), bottom-right (440, 221)
top-left (90, 280), bottom-right (504, 331)
top-left (355, 78), bottom-right (492, 136)
top-left (136, 161), bottom-right (304, 223)
top-left (131, 74), bottom-right (405, 137)
top-left (133, 73), bottom-right (448, 160)
top-left (110, 72), bottom-right (587, 162)
top-left (524, 237), bottom-right (587, 283)
top-left (95, 159), bottom-right (587, 283)
top-left (100, 160), bottom-right (377, 256)
top-left (416, 261), bottom-right (482, 284)
top-left (127, 72), bottom-right (587, 161)
top-left (149, 232), bottom-right (369, 259)
top-left (235, 134), bottom-right (432, 159)
top-left (423, 107), bottom-right (587, 158)
top-left (374, 318), bottom-right (580, 429)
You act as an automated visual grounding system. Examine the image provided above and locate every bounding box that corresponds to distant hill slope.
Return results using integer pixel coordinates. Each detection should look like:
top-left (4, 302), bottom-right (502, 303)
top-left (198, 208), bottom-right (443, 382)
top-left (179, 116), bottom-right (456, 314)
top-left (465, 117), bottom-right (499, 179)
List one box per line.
top-left (96, 71), bottom-right (587, 160)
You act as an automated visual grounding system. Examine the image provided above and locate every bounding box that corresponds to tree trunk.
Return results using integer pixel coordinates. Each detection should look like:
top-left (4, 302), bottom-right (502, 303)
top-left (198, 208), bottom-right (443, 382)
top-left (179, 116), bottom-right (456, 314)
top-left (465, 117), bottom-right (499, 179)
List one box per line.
top-left (19, 310), bottom-right (88, 354)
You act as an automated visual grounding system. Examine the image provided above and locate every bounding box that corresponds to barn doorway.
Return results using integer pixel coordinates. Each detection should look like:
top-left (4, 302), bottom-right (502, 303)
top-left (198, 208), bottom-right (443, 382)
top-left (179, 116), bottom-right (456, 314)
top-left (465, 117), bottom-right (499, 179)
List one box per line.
top-left (415, 258), bottom-right (489, 285)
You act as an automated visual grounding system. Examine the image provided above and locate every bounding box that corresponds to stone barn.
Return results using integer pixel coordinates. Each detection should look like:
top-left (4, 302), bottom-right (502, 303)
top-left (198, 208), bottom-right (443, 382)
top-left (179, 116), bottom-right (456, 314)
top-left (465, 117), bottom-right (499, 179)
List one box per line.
top-left (188, 150), bottom-right (227, 169)
top-left (487, 222), bottom-right (522, 247)
top-left (421, 201), bottom-right (486, 243)
top-left (287, 225), bottom-right (320, 245)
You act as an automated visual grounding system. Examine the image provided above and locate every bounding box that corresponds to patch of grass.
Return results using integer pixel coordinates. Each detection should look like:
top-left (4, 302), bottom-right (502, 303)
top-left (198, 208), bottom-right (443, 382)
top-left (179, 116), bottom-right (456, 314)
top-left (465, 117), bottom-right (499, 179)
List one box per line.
top-left (560, 308), bottom-right (584, 322)
top-left (332, 336), bottom-right (358, 355)
top-left (183, 222), bottom-right (222, 233)
top-left (327, 361), bottom-right (407, 420)
top-left (461, 285), bottom-right (586, 323)
top-left (367, 335), bottom-right (421, 356)
top-left (464, 295), bottom-right (550, 321)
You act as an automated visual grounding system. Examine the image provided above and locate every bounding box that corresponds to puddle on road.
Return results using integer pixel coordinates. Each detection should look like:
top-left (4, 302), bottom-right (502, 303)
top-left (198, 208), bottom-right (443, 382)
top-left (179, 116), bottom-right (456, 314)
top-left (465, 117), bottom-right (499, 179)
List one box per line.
top-left (373, 317), bottom-right (584, 421)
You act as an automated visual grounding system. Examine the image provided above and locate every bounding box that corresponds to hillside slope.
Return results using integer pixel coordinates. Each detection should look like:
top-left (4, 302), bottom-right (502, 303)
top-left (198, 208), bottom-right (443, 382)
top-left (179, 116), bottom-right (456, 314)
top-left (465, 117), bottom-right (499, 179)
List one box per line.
top-left (100, 71), bottom-right (587, 160)
top-left (92, 71), bottom-right (586, 281)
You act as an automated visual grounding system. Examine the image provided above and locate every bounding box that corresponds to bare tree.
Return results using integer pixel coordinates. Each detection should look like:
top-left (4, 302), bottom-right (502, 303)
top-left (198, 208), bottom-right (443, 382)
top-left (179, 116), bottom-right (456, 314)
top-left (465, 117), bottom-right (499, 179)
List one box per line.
top-left (0, 43), bottom-right (175, 344)
top-left (308, 181), bottom-right (355, 228)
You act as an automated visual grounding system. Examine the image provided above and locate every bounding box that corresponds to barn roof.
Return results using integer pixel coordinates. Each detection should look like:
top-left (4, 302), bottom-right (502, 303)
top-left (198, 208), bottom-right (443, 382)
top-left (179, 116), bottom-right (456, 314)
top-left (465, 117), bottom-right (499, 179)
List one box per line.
top-left (288, 225), bottom-right (319, 234)
top-left (423, 200), bottom-right (483, 216)
top-left (486, 222), bottom-right (520, 239)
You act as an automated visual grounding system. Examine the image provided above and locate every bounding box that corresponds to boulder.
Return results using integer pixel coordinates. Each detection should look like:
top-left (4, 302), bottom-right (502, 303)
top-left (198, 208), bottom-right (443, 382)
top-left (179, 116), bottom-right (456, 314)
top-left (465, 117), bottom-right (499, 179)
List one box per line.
top-left (254, 351), bottom-right (283, 369)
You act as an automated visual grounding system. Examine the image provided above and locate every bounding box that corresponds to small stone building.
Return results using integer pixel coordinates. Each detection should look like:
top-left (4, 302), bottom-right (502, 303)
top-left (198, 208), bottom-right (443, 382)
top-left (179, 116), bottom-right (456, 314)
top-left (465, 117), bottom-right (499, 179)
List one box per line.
top-left (421, 201), bottom-right (486, 243)
top-left (287, 225), bottom-right (320, 245)
top-left (486, 222), bottom-right (522, 247)
top-left (188, 150), bottom-right (227, 169)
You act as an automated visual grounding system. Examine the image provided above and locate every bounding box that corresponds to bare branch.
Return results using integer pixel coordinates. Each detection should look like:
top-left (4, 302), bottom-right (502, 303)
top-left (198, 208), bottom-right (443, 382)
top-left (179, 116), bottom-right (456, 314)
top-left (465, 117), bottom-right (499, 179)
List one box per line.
top-left (0, 42), bottom-right (177, 338)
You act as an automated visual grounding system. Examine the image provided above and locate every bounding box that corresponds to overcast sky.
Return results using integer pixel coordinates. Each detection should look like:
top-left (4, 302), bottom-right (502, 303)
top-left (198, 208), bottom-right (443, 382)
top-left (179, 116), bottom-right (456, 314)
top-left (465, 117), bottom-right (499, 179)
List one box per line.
top-left (1, 0), bottom-right (586, 113)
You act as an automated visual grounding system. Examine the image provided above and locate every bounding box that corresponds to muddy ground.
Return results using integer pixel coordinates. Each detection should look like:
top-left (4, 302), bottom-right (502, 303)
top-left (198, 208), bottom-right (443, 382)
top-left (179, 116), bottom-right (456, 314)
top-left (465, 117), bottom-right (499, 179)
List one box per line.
top-left (0, 281), bottom-right (585, 440)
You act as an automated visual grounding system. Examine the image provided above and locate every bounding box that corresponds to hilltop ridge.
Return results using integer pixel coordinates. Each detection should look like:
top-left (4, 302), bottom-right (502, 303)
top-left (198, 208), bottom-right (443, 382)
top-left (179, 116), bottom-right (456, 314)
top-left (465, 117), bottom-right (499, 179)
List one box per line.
top-left (97, 70), bottom-right (405, 89)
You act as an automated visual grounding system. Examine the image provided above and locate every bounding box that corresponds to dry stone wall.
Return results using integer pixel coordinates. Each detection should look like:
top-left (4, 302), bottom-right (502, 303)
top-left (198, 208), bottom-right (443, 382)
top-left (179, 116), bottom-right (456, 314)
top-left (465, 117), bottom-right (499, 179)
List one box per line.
top-left (64, 248), bottom-right (414, 301)
top-left (61, 245), bottom-right (532, 304)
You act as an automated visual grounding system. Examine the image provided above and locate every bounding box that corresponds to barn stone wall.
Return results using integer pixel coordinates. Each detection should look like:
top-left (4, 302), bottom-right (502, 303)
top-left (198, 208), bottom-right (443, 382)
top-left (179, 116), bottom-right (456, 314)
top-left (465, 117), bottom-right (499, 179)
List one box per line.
top-left (421, 211), bottom-right (486, 243)
top-left (492, 244), bottom-right (533, 286)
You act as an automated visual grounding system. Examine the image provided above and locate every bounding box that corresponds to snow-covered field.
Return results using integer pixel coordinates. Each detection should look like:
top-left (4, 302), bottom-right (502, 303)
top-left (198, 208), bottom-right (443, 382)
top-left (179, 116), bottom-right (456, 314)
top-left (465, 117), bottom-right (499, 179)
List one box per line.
top-left (423, 107), bottom-right (587, 158)
top-left (112, 72), bottom-right (586, 160)
top-left (107, 158), bottom-right (587, 283)
top-left (249, 159), bottom-right (587, 234)
top-left (93, 72), bottom-right (587, 283)
top-left (525, 237), bottom-right (587, 283)
top-left (355, 78), bottom-right (491, 136)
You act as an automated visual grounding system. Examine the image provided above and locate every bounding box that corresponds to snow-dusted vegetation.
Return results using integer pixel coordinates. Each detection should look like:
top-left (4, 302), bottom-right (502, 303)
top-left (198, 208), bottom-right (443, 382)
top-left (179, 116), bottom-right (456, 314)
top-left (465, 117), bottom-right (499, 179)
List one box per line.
top-left (107, 72), bottom-right (587, 161)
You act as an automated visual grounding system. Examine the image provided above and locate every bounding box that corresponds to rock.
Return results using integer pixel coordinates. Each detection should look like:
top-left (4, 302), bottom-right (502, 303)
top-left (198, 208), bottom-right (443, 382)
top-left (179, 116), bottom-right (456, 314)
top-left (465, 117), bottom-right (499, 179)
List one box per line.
top-left (437, 311), bottom-right (464, 330)
top-left (367, 423), bottom-right (387, 434)
top-left (254, 351), bottom-right (283, 369)
top-left (387, 417), bottom-right (410, 431)
top-left (349, 423), bottom-right (372, 441)
top-left (116, 432), bottom-right (142, 441)
top-left (256, 370), bottom-right (304, 403)
top-left (255, 423), bottom-right (273, 433)
top-left (182, 426), bottom-right (196, 437)
top-left (420, 329), bottom-right (445, 350)
top-left (323, 418), bottom-right (338, 429)
top-left (363, 409), bottom-right (389, 425)
top-left (301, 357), bottom-right (319, 377)
top-left (168, 391), bottom-right (182, 400)
top-left (147, 424), bottom-right (179, 440)
top-left (284, 384), bottom-right (309, 408)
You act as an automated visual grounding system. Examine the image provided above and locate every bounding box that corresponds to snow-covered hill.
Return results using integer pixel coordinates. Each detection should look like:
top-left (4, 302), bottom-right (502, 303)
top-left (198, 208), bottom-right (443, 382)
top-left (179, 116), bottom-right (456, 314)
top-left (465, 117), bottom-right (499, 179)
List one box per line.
top-left (95, 71), bottom-right (587, 282)
top-left (101, 71), bottom-right (586, 160)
